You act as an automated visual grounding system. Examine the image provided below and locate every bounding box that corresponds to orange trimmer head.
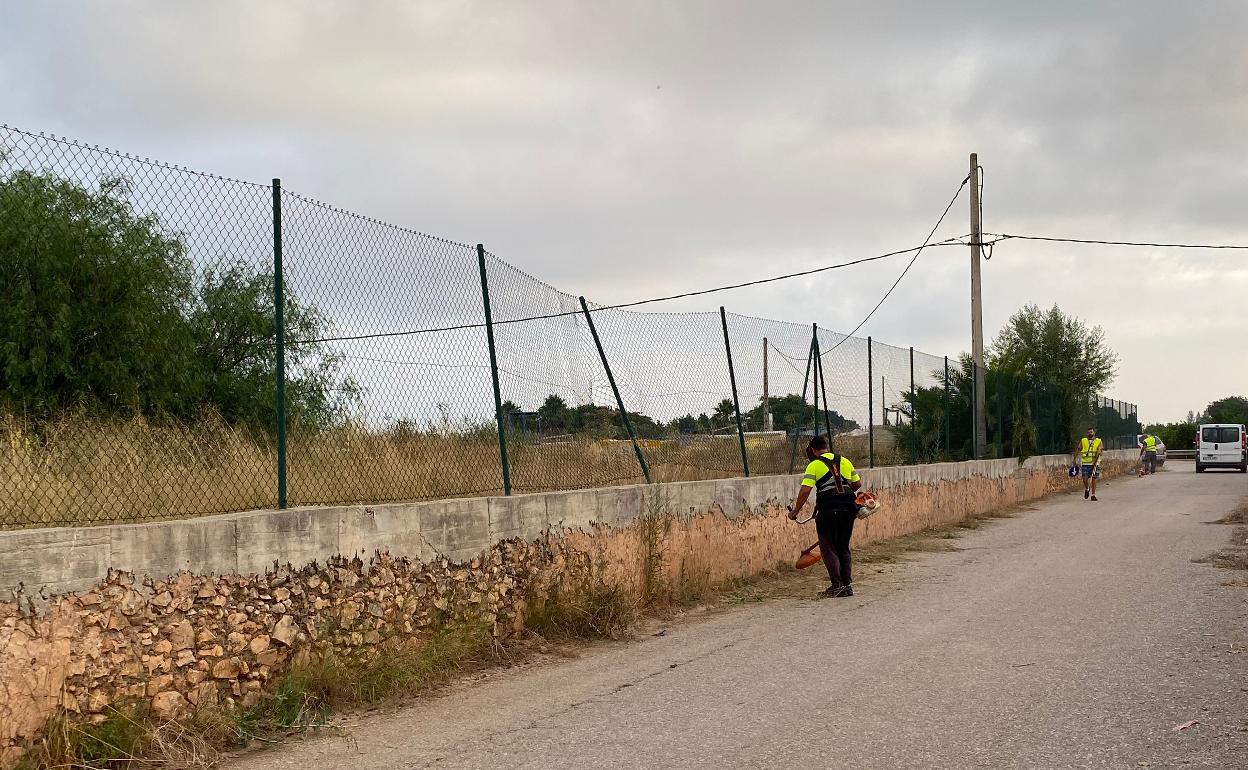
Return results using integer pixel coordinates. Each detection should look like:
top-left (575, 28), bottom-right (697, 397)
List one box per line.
top-left (795, 542), bottom-right (821, 570)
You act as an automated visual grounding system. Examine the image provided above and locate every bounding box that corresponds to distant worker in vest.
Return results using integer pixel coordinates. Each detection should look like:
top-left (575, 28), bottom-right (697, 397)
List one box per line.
top-left (788, 436), bottom-right (863, 598)
top-left (1139, 432), bottom-right (1159, 476)
top-left (1073, 427), bottom-right (1104, 501)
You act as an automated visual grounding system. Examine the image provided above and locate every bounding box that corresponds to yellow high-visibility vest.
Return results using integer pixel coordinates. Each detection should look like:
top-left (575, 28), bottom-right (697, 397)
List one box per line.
top-left (1080, 437), bottom-right (1103, 465)
top-left (1143, 436), bottom-right (1157, 453)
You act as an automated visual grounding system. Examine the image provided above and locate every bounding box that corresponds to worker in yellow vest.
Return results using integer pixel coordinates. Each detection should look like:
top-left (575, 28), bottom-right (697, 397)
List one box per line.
top-left (788, 436), bottom-right (864, 598)
top-left (1139, 433), bottom-right (1159, 476)
top-left (1073, 427), bottom-right (1104, 501)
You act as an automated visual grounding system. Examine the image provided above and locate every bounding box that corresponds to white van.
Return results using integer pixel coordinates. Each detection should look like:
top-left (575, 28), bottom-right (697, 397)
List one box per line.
top-left (1195, 423), bottom-right (1247, 473)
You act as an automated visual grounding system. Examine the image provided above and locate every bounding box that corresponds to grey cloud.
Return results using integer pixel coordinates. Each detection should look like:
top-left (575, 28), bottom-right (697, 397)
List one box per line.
top-left (2, 0), bottom-right (1246, 422)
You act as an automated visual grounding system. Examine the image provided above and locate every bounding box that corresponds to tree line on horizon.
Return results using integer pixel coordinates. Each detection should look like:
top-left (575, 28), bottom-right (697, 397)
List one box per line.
top-left (496, 393), bottom-right (858, 441)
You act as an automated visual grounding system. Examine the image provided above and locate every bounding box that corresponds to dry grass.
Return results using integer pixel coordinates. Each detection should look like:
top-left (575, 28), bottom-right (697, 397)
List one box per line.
top-left (1198, 497), bottom-right (1248, 573)
top-left (1214, 499), bottom-right (1248, 526)
top-left (14, 703), bottom-right (221, 770)
top-left (524, 581), bottom-right (640, 641)
top-left (1, 414), bottom-right (908, 530)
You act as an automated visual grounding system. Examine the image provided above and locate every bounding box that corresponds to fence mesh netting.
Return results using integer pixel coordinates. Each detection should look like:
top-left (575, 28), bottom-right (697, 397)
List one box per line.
top-left (0, 125), bottom-right (1140, 528)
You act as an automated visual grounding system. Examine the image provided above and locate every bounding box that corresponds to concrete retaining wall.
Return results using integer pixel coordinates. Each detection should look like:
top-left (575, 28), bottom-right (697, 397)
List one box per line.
top-left (1, 451), bottom-right (1132, 598)
top-left (0, 451), bottom-right (1136, 765)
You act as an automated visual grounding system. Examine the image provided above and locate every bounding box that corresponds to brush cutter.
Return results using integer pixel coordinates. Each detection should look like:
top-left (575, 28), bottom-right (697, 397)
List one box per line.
top-left (854, 490), bottom-right (881, 519)
top-left (795, 542), bottom-right (822, 570)
top-left (789, 491), bottom-right (883, 569)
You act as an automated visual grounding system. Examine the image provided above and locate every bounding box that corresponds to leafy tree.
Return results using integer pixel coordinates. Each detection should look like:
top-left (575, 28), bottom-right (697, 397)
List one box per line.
top-left (672, 414), bottom-right (699, 434)
top-left (896, 355), bottom-right (1074, 462)
top-left (988, 303), bottom-right (1119, 449)
top-left (571, 403), bottom-right (619, 438)
top-left (989, 303), bottom-right (1118, 390)
top-left (1202, 396), bottom-right (1248, 425)
top-left (0, 171), bottom-right (196, 418)
top-left (0, 170), bottom-right (353, 429)
top-left (537, 395), bottom-right (572, 433)
top-left (711, 398), bottom-right (737, 429)
top-left (190, 261), bottom-right (354, 430)
top-left (744, 394), bottom-right (858, 434)
top-left (625, 410), bottom-right (665, 439)
top-left (1144, 421), bottom-right (1197, 450)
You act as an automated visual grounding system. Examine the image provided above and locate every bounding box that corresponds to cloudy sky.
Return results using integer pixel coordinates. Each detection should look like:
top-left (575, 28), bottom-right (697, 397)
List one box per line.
top-left (3, 1), bottom-right (1246, 423)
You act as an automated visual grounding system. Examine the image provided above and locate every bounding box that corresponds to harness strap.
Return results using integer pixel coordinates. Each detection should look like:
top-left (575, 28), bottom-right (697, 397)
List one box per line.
top-left (815, 452), bottom-right (847, 495)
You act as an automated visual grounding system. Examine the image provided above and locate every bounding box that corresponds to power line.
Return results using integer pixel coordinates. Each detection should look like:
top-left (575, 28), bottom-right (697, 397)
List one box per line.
top-left (292, 238), bottom-right (966, 345)
top-left (983, 233), bottom-right (1248, 250)
top-left (821, 174), bottom-right (971, 357)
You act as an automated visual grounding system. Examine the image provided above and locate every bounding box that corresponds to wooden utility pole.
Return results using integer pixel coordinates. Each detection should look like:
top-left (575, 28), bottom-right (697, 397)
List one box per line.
top-left (969, 153), bottom-right (987, 458)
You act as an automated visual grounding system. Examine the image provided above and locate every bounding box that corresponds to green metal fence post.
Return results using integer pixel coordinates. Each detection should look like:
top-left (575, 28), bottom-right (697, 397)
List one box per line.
top-left (868, 335), bottom-right (875, 468)
top-left (811, 324), bottom-right (821, 439)
top-left (814, 331), bottom-right (832, 437)
top-left (788, 339), bottom-right (815, 473)
top-left (719, 307), bottom-right (749, 477)
top-left (272, 179), bottom-right (287, 510)
top-left (943, 356), bottom-right (950, 460)
top-left (579, 297), bottom-right (651, 484)
top-left (477, 244), bottom-right (512, 496)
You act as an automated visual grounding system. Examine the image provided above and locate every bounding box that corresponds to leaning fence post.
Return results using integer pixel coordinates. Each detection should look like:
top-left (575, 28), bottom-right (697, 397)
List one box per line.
top-left (788, 338), bottom-right (815, 473)
top-left (477, 244), bottom-right (512, 495)
top-left (810, 324), bottom-right (820, 438)
top-left (719, 308), bottom-right (749, 477)
top-left (272, 179), bottom-right (287, 510)
top-left (814, 328), bottom-right (832, 437)
top-left (579, 297), bottom-right (651, 484)
top-left (868, 336), bottom-right (875, 468)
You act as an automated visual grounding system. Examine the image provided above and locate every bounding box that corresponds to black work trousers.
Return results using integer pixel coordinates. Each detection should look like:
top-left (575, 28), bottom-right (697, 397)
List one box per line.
top-left (815, 504), bottom-right (857, 588)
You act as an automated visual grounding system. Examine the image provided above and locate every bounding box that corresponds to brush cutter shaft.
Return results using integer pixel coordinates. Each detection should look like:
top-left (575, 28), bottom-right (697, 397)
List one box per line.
top-left (787, 504), bottom-right (815, 524)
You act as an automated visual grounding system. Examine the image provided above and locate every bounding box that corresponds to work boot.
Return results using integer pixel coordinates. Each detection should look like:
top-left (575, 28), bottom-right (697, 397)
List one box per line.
top-left (1084, 489), bottom-right (1090, 499)
top-left (842, 585), bottom-right (855, 597)
top-left (1091, 495), bottom-right (1098, 501)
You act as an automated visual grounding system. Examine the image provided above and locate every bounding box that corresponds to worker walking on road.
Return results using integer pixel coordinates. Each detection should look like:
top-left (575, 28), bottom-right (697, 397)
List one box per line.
top-left (1074, 427), bottom-right (1104, 501)
top-left (788, 436), bottom-right (863, 598)
top-left (1139, 432), bottom-right (1159, 475)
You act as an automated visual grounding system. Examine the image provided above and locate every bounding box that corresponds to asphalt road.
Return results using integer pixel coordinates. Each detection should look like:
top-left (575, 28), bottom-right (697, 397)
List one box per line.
top-left (229, 464), bottom-right (1248, 770)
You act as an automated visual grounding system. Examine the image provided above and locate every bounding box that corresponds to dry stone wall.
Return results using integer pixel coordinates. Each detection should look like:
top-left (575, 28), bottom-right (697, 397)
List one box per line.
top-left (0, 451), bottom-right (1136, 766)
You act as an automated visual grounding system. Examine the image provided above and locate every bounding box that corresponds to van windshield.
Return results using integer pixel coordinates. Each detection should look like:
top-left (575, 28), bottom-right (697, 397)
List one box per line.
top-left (1202, 427), bottom-right (1242, 443)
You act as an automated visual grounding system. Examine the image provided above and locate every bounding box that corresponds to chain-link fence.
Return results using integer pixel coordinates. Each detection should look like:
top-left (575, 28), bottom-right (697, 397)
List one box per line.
top-left (0, 125), bottom-right (1141, 529)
